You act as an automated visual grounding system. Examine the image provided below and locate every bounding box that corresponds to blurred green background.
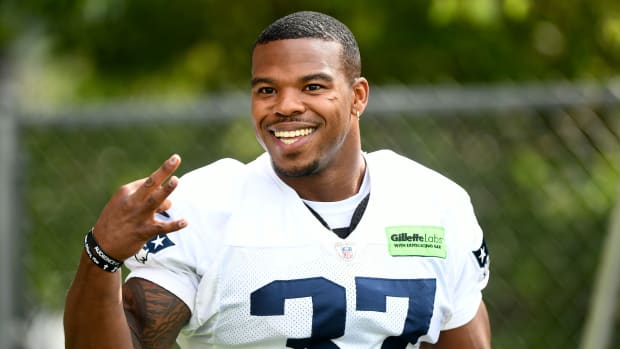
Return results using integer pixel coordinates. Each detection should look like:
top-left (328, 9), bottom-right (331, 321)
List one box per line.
top-left (1, 0), bottom-right (620, 348)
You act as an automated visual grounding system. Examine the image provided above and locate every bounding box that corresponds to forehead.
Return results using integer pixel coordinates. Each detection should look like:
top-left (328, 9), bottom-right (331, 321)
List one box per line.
top-left (251, 38), bottom-right (345, 79)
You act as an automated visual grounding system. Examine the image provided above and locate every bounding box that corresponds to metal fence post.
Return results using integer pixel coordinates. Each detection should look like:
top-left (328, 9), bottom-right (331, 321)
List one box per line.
top-left (579, 187), bottom-right (620, 349)
top-left (0, 109), bottom-right (20, 348)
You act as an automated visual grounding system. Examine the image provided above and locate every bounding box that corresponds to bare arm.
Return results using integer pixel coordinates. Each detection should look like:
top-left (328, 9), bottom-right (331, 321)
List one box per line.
top-left (421, 301), bottom-right (491, 349)
top-left (64, 250), bottom-right (133, 348)
top-left (123, 278), bottom-right (191, 348)
top-left (64, 155), bottom-right (188, 349)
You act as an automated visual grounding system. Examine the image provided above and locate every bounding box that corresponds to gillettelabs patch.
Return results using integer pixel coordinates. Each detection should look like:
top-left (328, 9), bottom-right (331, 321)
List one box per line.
top-left (385, 225), bottom-right (446, 258)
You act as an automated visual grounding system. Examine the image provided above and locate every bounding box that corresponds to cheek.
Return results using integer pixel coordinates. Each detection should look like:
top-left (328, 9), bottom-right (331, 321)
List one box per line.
top-left (251, 103), bottom-right (266, 128)
top-left (252, 119), bottom-right (268, 148)
top-left (319, 93), bottom-right (349, 117)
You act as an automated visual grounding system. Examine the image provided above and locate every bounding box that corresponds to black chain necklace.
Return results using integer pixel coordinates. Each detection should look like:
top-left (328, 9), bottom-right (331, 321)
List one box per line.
top-left (304, 193), bottom-right (370, 239)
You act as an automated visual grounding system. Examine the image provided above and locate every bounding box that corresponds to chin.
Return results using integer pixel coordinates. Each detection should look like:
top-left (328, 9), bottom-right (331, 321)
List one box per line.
top-left (272, 159), bottom-right (320, 178)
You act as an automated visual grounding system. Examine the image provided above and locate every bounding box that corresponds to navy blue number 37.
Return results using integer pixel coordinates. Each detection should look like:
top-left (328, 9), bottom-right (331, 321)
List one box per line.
top-left (250, 277), bottom-right (436, 348)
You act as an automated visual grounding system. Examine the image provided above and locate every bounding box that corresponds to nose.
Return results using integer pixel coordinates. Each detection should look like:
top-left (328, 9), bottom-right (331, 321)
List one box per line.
top-left (274, 88), bottom-right (305, 117)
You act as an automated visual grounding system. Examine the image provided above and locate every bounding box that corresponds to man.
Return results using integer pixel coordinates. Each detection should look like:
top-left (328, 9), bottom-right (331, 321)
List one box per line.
top-left (64, 11), bottom-right (491, 348)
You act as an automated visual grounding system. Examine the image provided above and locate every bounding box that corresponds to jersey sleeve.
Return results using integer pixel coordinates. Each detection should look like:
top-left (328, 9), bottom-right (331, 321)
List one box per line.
top-left (442, 187), bottom-right (490, 330)
top-left (124, 207), bottom-right (201, 310)
top-left (124, 158), bottom-right (246, 312)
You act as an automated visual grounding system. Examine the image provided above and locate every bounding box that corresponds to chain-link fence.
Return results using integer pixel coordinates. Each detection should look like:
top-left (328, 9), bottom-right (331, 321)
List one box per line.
top-left (2, 81), bottom-right (620, 348)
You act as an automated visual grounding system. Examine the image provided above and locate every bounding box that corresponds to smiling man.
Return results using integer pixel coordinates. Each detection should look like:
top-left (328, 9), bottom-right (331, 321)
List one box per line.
top-left (64, 11), bottom-right (491, 348)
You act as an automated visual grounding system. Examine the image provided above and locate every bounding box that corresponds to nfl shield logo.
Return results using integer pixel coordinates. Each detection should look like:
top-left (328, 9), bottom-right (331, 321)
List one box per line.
top-left (335, 243), bottom-right (355, 260)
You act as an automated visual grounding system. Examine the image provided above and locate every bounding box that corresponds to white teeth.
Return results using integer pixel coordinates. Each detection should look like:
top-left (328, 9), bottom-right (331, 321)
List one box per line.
top-left (274, 128), bottom-right (315, 142)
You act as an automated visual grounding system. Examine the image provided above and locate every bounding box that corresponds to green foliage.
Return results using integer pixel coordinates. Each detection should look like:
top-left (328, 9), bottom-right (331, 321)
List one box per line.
top-left (2, 0), bottom-right (620, 100)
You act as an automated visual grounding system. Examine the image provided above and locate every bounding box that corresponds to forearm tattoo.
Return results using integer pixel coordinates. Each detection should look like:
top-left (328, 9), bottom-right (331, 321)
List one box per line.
top-left (123, 278), bottom-right (191, 349)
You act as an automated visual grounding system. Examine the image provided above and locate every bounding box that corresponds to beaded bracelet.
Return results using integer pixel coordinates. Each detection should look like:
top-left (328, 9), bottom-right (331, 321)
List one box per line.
top-left (84, 228), bottom-right (123, 273)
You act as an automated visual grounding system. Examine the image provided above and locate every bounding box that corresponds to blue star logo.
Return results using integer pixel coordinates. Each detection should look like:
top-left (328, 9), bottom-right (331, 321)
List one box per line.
top-left (472, 239), bottom-right (489, 268)
top-left (146, 234), bottom-right (175, 253)
top-left (134, 234), bottom-right (175, 264)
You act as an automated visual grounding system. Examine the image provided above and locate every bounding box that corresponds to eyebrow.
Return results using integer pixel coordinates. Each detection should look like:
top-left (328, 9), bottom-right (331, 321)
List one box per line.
top-left (250, 77), bottom-right (274, 87)
top-left (300, 73), bottom-right (334, 83)
top-left (250, 73), bottom-right (334, 87)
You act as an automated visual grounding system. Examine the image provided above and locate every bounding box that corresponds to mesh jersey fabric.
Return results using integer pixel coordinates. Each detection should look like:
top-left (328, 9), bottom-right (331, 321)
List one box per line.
top-left (125, 149), bottom-right (490, 348)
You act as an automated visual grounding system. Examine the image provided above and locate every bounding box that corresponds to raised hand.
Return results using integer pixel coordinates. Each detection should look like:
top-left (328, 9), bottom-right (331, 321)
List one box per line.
top-left (91, 154), bottom-right (188, 261)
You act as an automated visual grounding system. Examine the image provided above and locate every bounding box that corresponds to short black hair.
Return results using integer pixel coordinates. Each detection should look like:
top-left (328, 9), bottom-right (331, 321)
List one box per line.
top-left (254, 11), bottom-right (362, 82)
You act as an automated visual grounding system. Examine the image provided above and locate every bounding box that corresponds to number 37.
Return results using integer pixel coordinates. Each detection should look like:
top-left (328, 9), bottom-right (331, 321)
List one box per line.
top-left (251, 277), bottom-right (436, 348)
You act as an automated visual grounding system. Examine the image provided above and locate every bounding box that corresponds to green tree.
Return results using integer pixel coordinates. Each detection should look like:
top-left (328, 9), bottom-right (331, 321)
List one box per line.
top-left (1, 0), bottom-right (618, 102)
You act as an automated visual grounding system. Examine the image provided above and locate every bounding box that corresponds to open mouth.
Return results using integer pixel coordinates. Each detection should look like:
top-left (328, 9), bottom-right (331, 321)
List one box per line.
top-left (273, 128), bottom-right (316, 145)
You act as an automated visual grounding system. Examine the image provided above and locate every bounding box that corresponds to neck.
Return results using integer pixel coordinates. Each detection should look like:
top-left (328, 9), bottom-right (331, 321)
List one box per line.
top-left (282, 152), bottom-right (366, 202)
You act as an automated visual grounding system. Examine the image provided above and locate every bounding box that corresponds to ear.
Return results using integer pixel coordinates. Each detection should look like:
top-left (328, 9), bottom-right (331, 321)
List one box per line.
top-left (350, 77), bottom-right (369, 118)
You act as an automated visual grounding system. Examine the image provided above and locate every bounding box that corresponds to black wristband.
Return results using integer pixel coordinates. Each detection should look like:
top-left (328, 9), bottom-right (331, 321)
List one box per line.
top-left (84, 228), bottom-right (124, 273)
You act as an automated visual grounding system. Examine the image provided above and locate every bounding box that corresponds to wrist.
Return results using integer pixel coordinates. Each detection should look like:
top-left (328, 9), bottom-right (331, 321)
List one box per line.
top-left (83, 228), bottom-right (124, 273)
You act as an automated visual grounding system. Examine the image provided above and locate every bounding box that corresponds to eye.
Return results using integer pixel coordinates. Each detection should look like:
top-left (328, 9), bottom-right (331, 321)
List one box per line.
top-left (304, 84), bottom-right (324, 92)
top-left (257, 86), bottom-right (276, 95)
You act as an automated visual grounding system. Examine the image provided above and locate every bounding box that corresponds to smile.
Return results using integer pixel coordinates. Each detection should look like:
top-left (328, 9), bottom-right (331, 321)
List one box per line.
top-left (273, 128), bottom-right (316, 144)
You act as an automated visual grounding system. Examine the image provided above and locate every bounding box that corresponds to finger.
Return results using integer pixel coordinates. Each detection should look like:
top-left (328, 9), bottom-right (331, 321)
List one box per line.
top-left (144, 176), bottom-right (179, 211)
top-left (156, 199), bottom-right (172, 213)
top-left (151, 219), bottom-right (188, 236)
top-left (138, 154), bottom-right (181, 197)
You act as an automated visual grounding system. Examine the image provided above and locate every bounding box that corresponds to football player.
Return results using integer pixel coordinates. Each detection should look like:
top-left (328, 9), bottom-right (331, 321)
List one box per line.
top-left (65, 11), bottom-right (491, 348)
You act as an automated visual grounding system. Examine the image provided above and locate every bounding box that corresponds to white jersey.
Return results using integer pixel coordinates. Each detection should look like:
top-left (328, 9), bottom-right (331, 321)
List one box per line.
top-left (125, 149), bottom-right (490, 348)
